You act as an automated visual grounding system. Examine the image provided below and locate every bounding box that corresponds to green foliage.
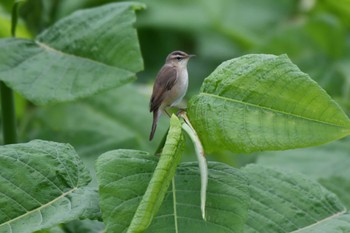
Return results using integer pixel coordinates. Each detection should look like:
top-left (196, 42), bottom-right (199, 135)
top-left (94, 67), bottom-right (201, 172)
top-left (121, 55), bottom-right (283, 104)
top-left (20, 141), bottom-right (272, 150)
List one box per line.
top-left (0, 140), bottom-right (99, 233)
top-left (0, 2), bottom-right (144, 105)
top-left (97, 116), bottom-right (184, 233)
top-left (188, 54), bottom-right (350, 153)
top-left (242, 165), bottom-right (347, 233)
top-left (0, 0), bottom-right (350, 232)
top-left (95, 147), bottom-right (350, 233)
top-left (95, 151), bottom-right (250, 233)
top-left (126, 116), bottom-right (184, 233)
top-left (258, 138), bottom-right (350, 209)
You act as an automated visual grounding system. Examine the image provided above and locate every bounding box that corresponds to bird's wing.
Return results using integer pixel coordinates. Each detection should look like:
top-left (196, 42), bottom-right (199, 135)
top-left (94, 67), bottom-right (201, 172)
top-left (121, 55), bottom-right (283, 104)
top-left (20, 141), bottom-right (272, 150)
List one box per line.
top-left (150, 65), bottom-right (177, 112)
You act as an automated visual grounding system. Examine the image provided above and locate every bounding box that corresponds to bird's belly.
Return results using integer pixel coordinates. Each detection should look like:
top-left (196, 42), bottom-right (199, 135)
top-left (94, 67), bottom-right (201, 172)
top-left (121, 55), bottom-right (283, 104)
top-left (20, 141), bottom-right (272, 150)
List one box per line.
top-left (166, 70), bottom-right (188, 107)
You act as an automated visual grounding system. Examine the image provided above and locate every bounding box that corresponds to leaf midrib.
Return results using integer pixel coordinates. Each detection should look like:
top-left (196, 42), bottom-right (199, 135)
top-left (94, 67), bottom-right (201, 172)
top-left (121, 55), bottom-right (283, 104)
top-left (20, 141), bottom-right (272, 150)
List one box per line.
top-left (201, 92), bottom-right (350, 130)
top-left (0, 187), bottom-right (78, 230)
top-left (290, 209), bottom-right (347, 233)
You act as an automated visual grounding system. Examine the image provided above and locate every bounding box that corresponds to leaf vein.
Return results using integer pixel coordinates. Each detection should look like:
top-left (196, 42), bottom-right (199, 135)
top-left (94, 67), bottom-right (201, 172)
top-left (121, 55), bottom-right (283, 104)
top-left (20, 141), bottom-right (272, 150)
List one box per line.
top-left (290, 209), bottom-right (347, 233)
top-left (0, 187), bottom-right (78, 228)
top-left (200, 93), bottom-right (350, 129)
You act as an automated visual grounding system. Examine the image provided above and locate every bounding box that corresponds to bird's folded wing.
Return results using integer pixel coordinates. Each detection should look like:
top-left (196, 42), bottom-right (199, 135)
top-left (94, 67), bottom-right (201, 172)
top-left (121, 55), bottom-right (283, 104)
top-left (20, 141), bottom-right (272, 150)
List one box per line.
top-left (150, 65), bottom-right (177, 112)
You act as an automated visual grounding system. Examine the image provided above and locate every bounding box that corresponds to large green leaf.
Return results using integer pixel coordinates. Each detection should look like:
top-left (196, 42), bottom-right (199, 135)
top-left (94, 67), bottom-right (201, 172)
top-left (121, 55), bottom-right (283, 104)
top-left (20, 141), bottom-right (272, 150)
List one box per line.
top-left (97, 115), bottom-right (185, 233)
top-left (95, 147), bottom-right (350, 232)
top-left (0, 2), bottom-right (144, 105)
top-left (148, 162), bottom-right (249, 233)
top-left (0, 140), bottom-right (99, 233)
top-left (257, 138), bottom-right (350, 209)
top-left (242, 165), bottom-right (349, 233)
top-left (188, 54), bottom-right (350, 153)
top-left (297, 214), bottom-right (350, 233)
top-left (96, 151), bottom-right (249, 233)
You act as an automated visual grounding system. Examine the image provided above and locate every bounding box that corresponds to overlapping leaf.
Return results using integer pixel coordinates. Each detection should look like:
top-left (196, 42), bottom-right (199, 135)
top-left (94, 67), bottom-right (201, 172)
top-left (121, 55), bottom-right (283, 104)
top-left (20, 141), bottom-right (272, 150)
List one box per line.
top-left (0, 2), bottom-right (144, 105)
top-left (126, 115), bottom-right (183, 233)
top-left (188, 54), bottom-right (350, 153)
top-left (0, 140), bottom-right (99, 233)
top-left (258, 138), bottom-right (350, 209)
top-left (242, 165), bottom-right (349, 233)
top-left (95, 147), bottom-right (350, 233)
top-left (96, 152), bottom-right (249, 233)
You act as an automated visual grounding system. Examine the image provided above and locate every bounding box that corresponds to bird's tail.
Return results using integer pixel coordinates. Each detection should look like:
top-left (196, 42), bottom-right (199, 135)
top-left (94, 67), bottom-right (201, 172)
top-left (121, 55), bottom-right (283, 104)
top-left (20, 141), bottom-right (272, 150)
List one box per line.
top-left (149, 110), bottom-right (161, 141)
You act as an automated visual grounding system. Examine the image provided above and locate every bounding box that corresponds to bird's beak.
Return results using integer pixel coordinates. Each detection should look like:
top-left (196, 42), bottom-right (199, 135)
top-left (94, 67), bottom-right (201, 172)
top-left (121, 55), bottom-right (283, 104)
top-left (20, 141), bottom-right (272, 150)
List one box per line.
top-left (188, 54), bottom-right (196, 58)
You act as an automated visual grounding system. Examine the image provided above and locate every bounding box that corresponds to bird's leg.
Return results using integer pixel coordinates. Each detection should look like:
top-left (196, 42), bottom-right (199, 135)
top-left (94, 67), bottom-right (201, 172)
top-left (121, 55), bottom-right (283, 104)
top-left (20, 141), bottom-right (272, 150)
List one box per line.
top-left (176, 108), bottom-right (187, 116)
top-left (164, 109), bottom-right (171, 117)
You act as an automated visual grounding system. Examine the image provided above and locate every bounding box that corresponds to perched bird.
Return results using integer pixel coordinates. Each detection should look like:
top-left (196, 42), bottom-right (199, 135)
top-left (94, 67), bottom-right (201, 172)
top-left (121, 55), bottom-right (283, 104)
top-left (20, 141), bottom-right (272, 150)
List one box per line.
top-left (149, 51), bottom-right (194, 141)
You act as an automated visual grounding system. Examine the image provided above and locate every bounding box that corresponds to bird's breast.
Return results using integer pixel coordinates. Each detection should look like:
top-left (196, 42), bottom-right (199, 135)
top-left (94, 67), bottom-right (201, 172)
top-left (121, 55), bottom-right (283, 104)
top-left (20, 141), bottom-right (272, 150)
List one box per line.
top-left (168, 68), bottom-right (188, 107)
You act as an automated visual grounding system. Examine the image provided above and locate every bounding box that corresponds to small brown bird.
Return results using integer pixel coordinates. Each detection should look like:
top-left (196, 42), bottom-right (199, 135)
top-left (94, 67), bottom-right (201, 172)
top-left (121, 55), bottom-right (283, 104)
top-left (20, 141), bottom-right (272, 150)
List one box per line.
top-left (149, 51), bottom-right (194, 141)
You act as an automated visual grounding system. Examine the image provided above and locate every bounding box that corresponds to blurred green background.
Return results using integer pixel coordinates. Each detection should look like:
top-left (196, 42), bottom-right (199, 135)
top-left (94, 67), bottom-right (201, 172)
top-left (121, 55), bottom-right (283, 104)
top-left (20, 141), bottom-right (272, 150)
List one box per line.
top-left (0, 0), bottom-right (349, 164)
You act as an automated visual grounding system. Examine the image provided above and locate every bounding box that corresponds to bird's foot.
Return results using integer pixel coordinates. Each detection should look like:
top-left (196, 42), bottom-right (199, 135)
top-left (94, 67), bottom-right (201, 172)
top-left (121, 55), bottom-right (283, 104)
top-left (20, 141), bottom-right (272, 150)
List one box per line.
top-left (176, 108), bottom-right (187, 116)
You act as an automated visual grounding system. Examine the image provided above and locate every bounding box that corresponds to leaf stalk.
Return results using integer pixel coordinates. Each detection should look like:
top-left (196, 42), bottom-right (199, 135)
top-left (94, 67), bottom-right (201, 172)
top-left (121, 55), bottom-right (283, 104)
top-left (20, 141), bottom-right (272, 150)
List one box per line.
top-left (179, 111), bottom-right (208, 221)
top-left (0, 1), bottom-right (23, 144)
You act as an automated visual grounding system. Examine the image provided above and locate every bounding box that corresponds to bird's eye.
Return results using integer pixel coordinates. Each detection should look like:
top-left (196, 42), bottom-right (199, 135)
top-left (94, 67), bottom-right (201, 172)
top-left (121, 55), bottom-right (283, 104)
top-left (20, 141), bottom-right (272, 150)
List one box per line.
top-left (176, 56), bottom-right (182, 61)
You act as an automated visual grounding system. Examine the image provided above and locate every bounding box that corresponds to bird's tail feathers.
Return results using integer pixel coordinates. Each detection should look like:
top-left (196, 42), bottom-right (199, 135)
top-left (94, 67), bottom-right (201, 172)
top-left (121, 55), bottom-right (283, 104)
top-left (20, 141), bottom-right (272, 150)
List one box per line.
top-left (149, 110), bottom-right (161, 141)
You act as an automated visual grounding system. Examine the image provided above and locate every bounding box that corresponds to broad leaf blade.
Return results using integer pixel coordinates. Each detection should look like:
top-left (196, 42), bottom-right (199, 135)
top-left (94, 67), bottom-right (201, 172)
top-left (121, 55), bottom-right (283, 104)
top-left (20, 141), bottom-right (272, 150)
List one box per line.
top-left (258, 138), bottom-right (350, 209)
top-left (295, 214), bottom-right (350, 233)
top-left (96, 152), bottom-right (249, 233)
top-left (188, 54), bottom-right (350, 153)
top-left (96, 152), bottom-right (350, 232)
top-left (148, 162), bottom-right (249, 233)
top-left (36, 2), bottom-right (144, 73)
top-left (0, 2), bottom-right (144, 105)
top-left (96, 150), bottom-right (157, 233)
top-left (0, 38), bottom-right (134, 105)
top-left (0, 140), bottom-right (99, 233)
top-left (242, 165), bottom-right (347, 233)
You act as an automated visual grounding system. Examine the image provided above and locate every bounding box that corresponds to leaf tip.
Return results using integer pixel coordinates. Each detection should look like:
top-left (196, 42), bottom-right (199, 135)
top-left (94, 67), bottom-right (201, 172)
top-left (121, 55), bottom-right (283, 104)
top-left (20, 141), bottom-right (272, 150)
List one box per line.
top-left (202, 208), bottom-right (207, 221)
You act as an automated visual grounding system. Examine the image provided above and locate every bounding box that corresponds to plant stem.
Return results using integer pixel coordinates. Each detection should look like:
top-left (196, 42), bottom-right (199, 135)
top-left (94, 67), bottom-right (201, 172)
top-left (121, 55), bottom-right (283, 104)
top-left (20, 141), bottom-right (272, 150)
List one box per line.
top-left (0, 0), bottom-right (22, 144)
top-left (1, 82), bottom-right (17, 144)
top-left (178, 111), bottom-right (207, 220)
top-left (172, 178), bottom-right (179, 233)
